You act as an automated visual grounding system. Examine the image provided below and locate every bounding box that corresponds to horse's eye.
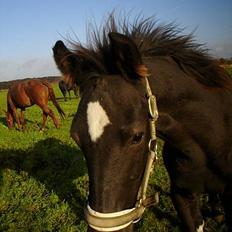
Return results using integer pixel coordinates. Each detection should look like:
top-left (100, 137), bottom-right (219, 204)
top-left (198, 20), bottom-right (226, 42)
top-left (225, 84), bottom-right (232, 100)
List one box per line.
top-left (131, 132), bottom-right (144, 144)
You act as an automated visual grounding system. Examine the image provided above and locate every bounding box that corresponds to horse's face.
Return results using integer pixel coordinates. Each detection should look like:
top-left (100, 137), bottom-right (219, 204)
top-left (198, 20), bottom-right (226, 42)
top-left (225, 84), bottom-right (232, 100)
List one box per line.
top-left (6, 111), bottom-right (13, 129)
top-left (53, 33), bottom-right (152, 230)
top-left (71, 74), bottom-right (149, 212)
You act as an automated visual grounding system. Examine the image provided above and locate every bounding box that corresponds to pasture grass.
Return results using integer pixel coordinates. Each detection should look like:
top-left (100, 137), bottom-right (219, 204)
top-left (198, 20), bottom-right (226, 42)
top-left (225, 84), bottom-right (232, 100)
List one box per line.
top-left (0, 83), bottom-right (226, 231)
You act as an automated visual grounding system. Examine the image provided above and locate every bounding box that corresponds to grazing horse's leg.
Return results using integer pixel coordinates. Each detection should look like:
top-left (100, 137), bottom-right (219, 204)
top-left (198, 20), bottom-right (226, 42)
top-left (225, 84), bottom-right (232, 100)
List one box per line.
top-left (12, 109), bottom-right (22, 130)
top-left (170, 187), bottom-right (204, 232)
top-left (20, 109), bottom-right (26, 127)
top-left (61, 87), bottom-right (67, 101)
top-left (41, 112), bottom-right (48, 130)
top-left (68, 90), bottom-right (71, 100)
top-left (74, 88), bottom-right (78, 98)
top-left (208, 194), bottom-right (224, 222)
top-left (163, 144), bottom-right (204, 232)
top-left (64, 90), bottom-right (67, 101)
top-left (40, 105), bottom-right (60, 129)
top-left (222, 184), bottom-right (232, 231)
top-left (7, 93), bottom-right (21, 130)
top-left (9, 104), bottom-right (21, 130)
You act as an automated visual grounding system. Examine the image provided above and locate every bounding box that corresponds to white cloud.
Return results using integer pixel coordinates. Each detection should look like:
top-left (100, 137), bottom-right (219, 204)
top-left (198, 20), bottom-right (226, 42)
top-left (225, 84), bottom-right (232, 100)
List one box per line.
top-left (209, 42), bottom-right (232, 59)
top-left (0, 57), bottom-right (60, 81)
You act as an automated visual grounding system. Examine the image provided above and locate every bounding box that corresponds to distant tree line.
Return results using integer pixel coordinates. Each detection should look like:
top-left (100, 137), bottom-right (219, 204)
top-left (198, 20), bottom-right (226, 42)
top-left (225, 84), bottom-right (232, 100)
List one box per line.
top-left (217, 57), bottom-right (232, 66)
top-left (0, 76), bottom-right (61, 90)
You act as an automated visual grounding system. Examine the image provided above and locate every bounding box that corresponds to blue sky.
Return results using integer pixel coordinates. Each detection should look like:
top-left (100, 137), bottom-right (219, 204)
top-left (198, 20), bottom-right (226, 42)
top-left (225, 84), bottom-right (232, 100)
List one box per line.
top-left (0, 0), bottom-right (232, 81)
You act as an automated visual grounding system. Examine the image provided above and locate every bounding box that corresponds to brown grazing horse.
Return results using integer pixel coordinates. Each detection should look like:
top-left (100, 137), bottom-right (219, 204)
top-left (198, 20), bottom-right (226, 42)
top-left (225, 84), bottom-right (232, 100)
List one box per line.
top-left (6, 79), bottom-right (65, 130)
top-left (53, 16), bottom-right (232, 232)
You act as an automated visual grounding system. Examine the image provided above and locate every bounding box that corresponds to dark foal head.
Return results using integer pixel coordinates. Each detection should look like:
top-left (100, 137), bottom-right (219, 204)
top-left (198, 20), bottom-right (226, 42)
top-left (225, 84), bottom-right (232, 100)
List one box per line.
top-left (53, 33), bottom-right (152, 231)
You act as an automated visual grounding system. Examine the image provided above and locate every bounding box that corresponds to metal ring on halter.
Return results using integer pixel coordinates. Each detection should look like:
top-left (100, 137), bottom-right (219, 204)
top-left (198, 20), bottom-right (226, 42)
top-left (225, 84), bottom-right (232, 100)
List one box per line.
top-left (148, 138), bottom-right (157, 153)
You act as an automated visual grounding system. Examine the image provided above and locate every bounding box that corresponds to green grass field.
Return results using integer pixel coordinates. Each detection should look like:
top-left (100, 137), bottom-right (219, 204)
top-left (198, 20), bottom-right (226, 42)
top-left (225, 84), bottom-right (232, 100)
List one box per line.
top-left (0, 82), bottom-right (227, 232)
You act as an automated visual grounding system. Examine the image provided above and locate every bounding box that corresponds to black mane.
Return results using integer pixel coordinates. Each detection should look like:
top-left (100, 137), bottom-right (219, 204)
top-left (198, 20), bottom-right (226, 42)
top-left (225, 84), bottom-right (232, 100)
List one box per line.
top-left (71, 14), bottom-right (232, 89)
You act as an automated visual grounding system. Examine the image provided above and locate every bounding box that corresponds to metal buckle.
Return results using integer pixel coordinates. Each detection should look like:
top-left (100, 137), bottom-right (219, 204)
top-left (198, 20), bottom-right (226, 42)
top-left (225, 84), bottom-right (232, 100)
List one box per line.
top-left (148, 95), bottom-right (158, 120)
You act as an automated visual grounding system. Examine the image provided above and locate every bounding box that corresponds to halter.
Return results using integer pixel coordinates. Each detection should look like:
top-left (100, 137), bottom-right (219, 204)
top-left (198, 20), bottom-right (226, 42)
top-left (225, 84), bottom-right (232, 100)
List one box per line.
top-left (85, 75), bottom-right (159, 231)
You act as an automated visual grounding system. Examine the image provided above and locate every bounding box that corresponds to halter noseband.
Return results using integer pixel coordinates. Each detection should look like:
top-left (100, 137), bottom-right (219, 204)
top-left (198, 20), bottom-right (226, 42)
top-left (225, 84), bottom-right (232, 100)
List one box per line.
top-left (85, 76), bottom-right (159, 231)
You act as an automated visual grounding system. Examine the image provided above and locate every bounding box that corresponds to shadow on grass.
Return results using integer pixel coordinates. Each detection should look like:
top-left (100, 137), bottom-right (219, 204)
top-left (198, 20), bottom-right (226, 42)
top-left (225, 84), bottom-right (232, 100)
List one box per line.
top-left (0, 116), bottom-right (40, 129)
top-left (56, 97), bottom-right (79, 102)
top-left (0, 116), bottom-right (7, 127)
top-left (152, 206), bottom-right (180, 227)
top-left (0, 137), bottom-right (87, 219)
top-left (0, 138), bottom-right (226, 231)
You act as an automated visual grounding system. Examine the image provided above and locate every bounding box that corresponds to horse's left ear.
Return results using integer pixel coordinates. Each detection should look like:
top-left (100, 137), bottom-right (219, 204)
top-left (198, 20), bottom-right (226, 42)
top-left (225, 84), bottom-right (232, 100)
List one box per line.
top-left (53, 40), bottom-right (80, 86)
top-left (108, 32), bottom-right (148, 79)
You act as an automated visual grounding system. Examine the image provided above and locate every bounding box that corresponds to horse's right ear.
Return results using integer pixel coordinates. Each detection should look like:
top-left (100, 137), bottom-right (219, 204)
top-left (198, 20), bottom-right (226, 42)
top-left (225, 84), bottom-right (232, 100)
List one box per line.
top-left (53, 40), bottom-right (80, 85)
top-left (108, 32), bottom-right (148, 79)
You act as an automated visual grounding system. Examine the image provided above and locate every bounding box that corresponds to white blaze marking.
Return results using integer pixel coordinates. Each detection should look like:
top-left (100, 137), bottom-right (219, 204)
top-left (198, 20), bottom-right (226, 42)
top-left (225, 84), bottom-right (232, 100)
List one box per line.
top-left (197, 221), bottom-right (204, 232)
top-left (87, 101), bottom-right (111, 142)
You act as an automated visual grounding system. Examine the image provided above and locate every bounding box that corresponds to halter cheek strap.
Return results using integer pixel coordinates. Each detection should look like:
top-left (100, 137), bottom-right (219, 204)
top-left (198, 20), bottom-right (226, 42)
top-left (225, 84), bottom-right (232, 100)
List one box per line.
top-left (85, 76), bottom-right (159, 231)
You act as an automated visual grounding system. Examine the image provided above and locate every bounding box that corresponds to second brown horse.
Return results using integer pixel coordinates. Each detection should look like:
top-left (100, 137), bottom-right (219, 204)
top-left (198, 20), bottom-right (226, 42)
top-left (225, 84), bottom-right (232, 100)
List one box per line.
top-left (6, 79), bottom-right (65, 130)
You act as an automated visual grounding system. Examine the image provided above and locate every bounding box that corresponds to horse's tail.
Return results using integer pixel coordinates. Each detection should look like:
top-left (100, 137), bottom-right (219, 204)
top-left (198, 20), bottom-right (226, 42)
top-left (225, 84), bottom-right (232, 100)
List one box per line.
top-left (42, 81), bottom-right (66, 119)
